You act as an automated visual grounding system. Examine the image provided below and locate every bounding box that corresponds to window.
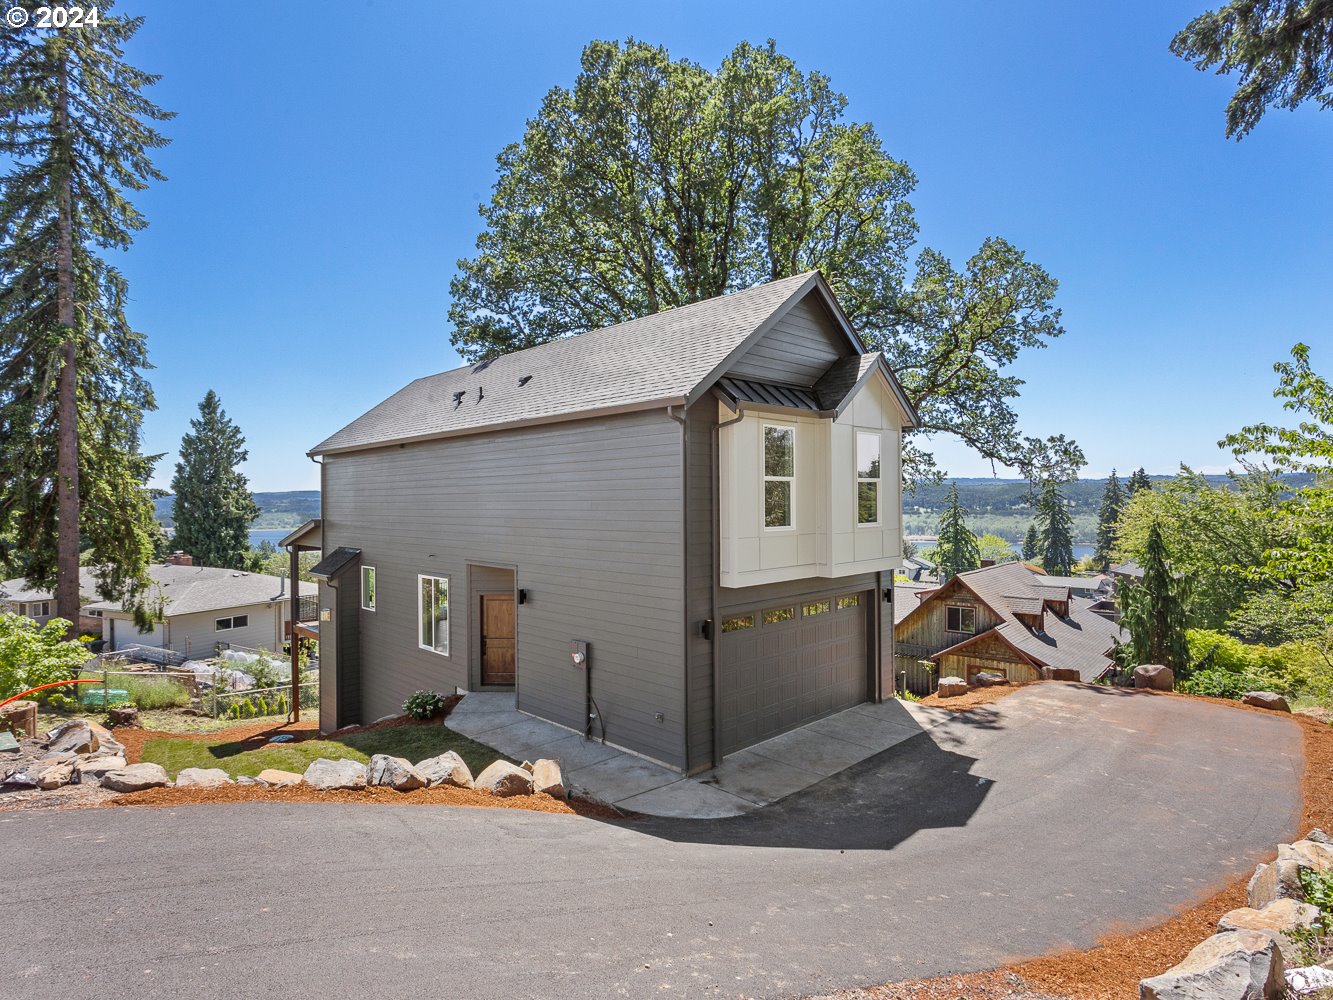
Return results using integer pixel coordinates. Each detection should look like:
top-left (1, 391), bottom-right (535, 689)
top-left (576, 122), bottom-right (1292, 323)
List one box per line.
top-left (836, 594), bottom-right (861, 610)
top-left (721, 615), bottom-right (754, 633)
top-left (361, 566), bottom-right (377, 612)
top-left (763, 424), bottom-right (795, 528)
top-left (215, 614), bottom-right (249, 632)
top-left (418, 575), bottom-right (449, 655)
top-left (856, 431), bottom-right (881, 526)
top-left (762, 606), bottom-right (796, 625)
top-left (30, 601), bottom-right (50, 617)
top-left (946, 605), bottom-right (975, 633)
top-left (802, 600), bottom-right (830, 617)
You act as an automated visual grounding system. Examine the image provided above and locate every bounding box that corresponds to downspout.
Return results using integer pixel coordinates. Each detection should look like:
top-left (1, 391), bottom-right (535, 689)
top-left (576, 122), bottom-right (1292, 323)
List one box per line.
top-left (308, 454), bottom-right (324, 728)
top-left (667, 405), bottom-right (688, 770)
top-left (711, 400), bottom-right (746, 769)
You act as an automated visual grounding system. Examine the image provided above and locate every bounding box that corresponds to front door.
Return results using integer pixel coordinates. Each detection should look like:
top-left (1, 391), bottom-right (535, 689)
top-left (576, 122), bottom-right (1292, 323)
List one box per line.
top-left (480, 594), bottom-right (516, 686)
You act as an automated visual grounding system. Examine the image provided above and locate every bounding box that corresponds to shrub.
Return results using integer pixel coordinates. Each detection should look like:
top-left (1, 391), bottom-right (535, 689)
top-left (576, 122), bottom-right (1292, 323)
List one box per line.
top-left (275, 693), bottom-right (288, 716)
top-left (1185, 629), bottom-right (1327, 699)
top-left (240, 698), bottom-right (256, 719)
top-left (255, 696), bottom-right (269, 716)
top-left (1178, 666), bottom-right (1275, 701)
top-left (124, 676), bottom-right (191, 711)
top-left (403, 690), bottom-right (446, 720)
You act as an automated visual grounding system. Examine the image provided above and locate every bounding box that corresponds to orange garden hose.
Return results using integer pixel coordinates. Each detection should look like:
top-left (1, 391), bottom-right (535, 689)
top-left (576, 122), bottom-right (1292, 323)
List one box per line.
top-left (0, 678), bottom-right (102, 711)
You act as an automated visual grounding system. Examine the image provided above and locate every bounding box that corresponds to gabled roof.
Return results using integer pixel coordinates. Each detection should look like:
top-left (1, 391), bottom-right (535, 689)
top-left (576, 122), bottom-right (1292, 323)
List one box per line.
top-left (85, 564), bottom-right (316, 617)
top-left (310, 272), bottom-right (918, 456)
top-left (0, 567), bottom-right (101, 605)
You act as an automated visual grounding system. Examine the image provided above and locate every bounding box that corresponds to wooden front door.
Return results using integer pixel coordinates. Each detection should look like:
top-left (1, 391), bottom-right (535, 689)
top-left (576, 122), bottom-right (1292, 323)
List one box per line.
top-left (480, 594), bottom-right (516, 686)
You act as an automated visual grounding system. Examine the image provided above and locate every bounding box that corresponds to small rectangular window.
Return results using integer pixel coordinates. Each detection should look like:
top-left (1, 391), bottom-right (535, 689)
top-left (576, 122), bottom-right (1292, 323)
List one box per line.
top-left (802, 600), bottom-right (830, 617)
top-left (946, 606), bottom-right (975, 633)
top-left (361, 566), bottom-right (377, 612)
top-left (721, 615), bottom-right (754, 633)
top-left (836, 594), bottom-right (860, 610)
top-left (234, 614), bottom-right (248, 629)
top-left (763, 424), bottom-right (795, 528)
top-left (215, 616), bottom-right (232, 632)
top-left (856, 431), bottom-right (881, 526)
top-left (762, 606), bottom-right (796, 625)
top-left (418, 574), bottom-right (449, 656)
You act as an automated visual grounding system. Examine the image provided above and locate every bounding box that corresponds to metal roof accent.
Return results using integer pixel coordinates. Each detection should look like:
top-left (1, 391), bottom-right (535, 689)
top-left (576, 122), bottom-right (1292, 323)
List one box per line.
top-left (308, 547), bottom-right (362, 581)
top-left (716, 377), bottom-right (825, 412)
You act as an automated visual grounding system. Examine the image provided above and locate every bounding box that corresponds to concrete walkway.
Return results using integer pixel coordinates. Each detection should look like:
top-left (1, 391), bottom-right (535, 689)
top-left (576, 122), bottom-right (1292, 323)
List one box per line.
top-left (448, 692), bottom-right (955, 817)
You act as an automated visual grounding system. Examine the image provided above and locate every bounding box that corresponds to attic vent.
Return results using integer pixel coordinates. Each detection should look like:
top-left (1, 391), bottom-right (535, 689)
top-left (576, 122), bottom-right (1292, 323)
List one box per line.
top-left (472, 360), bottom-right (492, 373)
top-left (518, 375), bottom-right (533, 387)
top-left (477, 386), bottom-right (484, 402)
top-left (452, 390), bottom-right (466, 409)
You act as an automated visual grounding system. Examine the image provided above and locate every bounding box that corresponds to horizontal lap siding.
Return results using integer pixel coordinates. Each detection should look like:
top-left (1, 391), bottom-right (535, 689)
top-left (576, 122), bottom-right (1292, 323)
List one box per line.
top-left (322, 410), bottom-right (687, 769)
top-left (170, 603), bottom-right (285, 661)
top-left (724, 297), bottom-right (844, 385)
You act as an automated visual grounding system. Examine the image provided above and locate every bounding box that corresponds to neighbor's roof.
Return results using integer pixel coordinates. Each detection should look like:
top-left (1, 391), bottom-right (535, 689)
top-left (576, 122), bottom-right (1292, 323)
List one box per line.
top-left (1, 567), bottom-right (103, 605)
top-left (310, 272), bottom-right (919, 456)
top-left (1035, 574), bottom-right (1109, 592)
top-left (85, 564), bottom-right (315, 617)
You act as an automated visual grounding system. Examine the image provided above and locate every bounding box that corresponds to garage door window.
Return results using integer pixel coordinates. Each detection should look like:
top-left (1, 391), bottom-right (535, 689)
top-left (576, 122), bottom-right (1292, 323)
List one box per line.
top-left (802, 600), bottom-right (830, 616)
top-left (721, 614), bottom-right (754, 633)
top-left (763, 424), bottom-right (795, 529)
top-left (762, 606), bottom-right (796, 625)
top-left (836, 594), bottom-right (860, 610)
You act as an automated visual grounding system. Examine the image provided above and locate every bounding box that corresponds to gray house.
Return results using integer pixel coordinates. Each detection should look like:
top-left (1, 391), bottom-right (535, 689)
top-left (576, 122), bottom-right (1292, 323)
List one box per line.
top-left (303, 272), bottom-right (918, 773)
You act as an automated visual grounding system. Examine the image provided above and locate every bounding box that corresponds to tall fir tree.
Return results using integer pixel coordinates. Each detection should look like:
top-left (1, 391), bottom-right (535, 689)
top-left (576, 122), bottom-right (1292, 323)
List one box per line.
top-left (0, 4), bottom-right (172, 627)
top-left (171, 391), bottom-right (260, 570)
top-left (1119, 521), bottom-right (1190, 675)
top-left (1093, 469), bottom-right (1126, 572)
top-left (1036, 479), bottom-right (1075, 576)
top-left (1127, 468), bottom-right (1153, 496)
top-left (935, 482), bottom-right (980, 582)
top-left (1022, 523), bottom-right (1040, 562)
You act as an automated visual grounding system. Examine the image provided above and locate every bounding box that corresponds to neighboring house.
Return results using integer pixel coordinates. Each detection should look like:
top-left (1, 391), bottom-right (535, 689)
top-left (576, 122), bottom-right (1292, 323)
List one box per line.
top-left (895, 562), bottom-right (1125, 683)
top-left (1110, 561), bottom-right (1144, 582)
top-left (901, 554), bottom-right (938, 583)
top-left (87, 553), bottom-right (317, 659)
top-left (0, 568), bottom-right (103, 633)
top-left (302, 271), bottom-right (918, 773)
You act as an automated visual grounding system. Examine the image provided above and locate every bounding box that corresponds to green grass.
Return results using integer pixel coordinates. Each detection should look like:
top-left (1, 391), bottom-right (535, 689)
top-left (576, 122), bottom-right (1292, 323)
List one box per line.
top-left (141, 722), bottom-right (507, 779)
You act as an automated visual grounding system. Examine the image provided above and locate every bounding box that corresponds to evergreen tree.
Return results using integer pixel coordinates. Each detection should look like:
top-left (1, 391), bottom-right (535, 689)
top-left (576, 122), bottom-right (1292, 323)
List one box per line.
top-left (935, 483), bottom-right (980, 582)
top-left (1119, 521), bottom-right (1191, 676)
top-left (1127, 468), bottom-right (1153, 496)
top-left (171, 391), bottom-right (260, 570)
top-left (0, 5), bottom-right (172, 628)
top-left (1093, 469), bottom-right (1126, 572)
top-left (1022, 523), bottom-right (1040, 562)
top-left (1036, 480), bottom-right (1075, 576)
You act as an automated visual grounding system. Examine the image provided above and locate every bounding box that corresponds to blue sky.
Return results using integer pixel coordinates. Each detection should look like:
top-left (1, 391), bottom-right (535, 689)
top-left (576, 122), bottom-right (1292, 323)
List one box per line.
top-left (115, 0), bottom-right (1332, 492)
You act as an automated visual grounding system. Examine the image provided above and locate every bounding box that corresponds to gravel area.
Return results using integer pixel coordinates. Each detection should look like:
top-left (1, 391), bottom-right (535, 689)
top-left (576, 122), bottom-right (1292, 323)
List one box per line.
top-left (0, 783), bottom-right (117, 811)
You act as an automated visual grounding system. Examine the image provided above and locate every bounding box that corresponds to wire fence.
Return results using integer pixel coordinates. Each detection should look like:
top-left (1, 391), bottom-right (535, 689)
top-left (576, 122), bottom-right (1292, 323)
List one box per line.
top-left (70, 664), bottom-right (317, 719)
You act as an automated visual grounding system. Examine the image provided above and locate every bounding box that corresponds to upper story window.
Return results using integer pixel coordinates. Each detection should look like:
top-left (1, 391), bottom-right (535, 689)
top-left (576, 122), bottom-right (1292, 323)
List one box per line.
top-left (856, 431), bottom-right (881, 526)
top-left (418, 574), bottom-right (449, 656)
top-left (763, 424), bottom-right (795, 528)
top-left (361, 566), bottom-right (377, 612)
top-left (946, 605), bottom-right (975, 633)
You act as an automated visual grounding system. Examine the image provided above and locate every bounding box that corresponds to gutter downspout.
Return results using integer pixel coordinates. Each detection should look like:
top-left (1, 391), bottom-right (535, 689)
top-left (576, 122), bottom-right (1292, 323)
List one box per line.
top-left (711, 400), bottom-right (746, 769)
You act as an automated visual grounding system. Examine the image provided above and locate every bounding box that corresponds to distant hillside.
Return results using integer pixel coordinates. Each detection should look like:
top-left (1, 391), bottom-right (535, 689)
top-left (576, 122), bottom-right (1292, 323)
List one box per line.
top-left (155, 490), bottom-right (320, 529)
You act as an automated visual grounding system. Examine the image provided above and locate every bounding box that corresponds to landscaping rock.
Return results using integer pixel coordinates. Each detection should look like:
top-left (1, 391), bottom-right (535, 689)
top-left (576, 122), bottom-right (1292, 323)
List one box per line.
top-left (73, 755), bottom-right (127, 785)
top-left (367, 754), bottom-right (426, 791)
top-left (100, 762), bottom-right (170, 793)
top-left (236, 775), bottom-right (266, 786)
top-left (1218, 899), bottom-right (1321, 957)
top-left (1248, 860), bottom-right (1307, 909)
top-left (1140, 930), bottom-right (1285, 1000)
top-left (107, 705), bottom-right (140, 727)
top-left (256, 768), bottom-right (303, 788)
top-left (39, 750), bottom-right (75, 763)
top-left (302, 758), bottom-right (367, 791)
top-left (0, 700), bottom-right (37, 739)
top-left (1, 767), bottom-right (39, 788)
top-left (938, 677), bottom-right (969, 698)
top-left (1307, 828), bottom-right (1333, 846)
top-left (531, 759), bottom-right (565, 799)
top-left (474, 760), bottom-right (534, 797)
top-left (87, 722), bottom-right (124, 757)
top-left (972, 672), bottom-right (1009, 688)
top-left (175, 767), bottom-right (233, 789)
top-left (45, 720), bottom-right (97, 755)
top-left (1134, 664), bottom-right (1174, 691)
top-left (35, 763), bottom-right (73, 789)
top-left (416, 751), bottom-right (473, 789)
top-left (1242, 691), bottom-right (1291, 713)
top-left (1040, 667), bottom-right (1082, 682)
top-left (520, 760), bottom-right (535, 773)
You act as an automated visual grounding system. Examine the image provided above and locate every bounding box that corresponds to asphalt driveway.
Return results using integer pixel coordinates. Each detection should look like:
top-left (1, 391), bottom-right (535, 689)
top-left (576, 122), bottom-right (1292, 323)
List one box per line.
top-left (0, 685), bottom-right (1302, 999)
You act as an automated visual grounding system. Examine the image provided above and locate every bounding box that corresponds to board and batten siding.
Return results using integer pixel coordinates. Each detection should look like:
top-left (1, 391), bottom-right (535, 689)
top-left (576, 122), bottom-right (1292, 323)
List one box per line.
top-left (724, 296), bottom-right (845, 385)
top-left (937, 632), bottom-right (1041, 683)
top-left (320, 409), bottom-right (689, 769)
top-left (894, 588), bottom-right (1003, 661)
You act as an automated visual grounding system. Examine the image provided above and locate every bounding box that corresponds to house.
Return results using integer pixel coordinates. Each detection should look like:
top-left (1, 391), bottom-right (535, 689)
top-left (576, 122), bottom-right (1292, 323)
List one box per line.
top-left (901, 554), bottom-right (938, 583)
top-left (87, 553), bottom-right (317, 659)
top-left (301, 271), bottom-right (918, 773)
top-left (0, 568), bottom-right (104, 633)
top-left (894, 562), bottom-right (1125, 683)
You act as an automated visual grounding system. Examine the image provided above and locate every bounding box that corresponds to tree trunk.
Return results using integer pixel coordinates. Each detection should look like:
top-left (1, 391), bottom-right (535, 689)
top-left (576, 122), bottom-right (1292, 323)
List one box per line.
top-left (54, 54), bottom-right (80, 634)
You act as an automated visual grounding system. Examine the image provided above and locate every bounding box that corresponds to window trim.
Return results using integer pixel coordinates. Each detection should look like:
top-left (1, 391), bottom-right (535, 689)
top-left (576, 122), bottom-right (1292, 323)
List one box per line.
top-left (856, 430), bottom-right (882, 527)
top-left (762, 422), bottom-right (796, 531)
top-left (946, 605), bottom-right (976, 634)
top-left (417, 573), bottom-right (450, 657)
top-left (360, 565), bottom-right (377, 612)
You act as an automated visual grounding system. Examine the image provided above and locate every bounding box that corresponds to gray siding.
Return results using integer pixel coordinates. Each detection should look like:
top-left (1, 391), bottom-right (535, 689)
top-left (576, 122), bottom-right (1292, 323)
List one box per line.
top-left (684, 400), bottom-right (716, 772)
top-left (468, 564), bottom-right (516, 688)
top-left (724, 296), bottom-right (845, 385)
top-left (321, 410), bottom-right (688, 769)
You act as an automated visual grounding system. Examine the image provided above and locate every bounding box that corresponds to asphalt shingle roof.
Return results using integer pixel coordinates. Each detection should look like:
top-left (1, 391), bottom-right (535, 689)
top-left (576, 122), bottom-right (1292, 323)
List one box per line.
top-left (0, 568), bottom-right (100, 604)
top-left (84, 565), bottom-right (315, 617)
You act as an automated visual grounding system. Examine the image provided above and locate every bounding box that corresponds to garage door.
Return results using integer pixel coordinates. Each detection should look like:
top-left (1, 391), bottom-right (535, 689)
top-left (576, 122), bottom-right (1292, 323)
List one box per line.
top-left (717, 590), bottom-right (869, 756)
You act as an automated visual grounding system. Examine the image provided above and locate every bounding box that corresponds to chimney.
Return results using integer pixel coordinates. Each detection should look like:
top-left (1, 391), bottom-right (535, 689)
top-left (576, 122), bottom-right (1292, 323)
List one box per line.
top-left (166, 551), bottom-right (193, 567)
top-left (980, 559), bottom-right (996, 568)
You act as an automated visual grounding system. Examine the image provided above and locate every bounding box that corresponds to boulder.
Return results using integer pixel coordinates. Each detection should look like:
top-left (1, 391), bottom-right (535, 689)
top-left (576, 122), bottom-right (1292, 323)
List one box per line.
top-left (36, 763), bottom-right (73, 789)
top-left (175, 767), bottom-right (233, 789)
top-left (1140, 930), bottom-right (1285, 1000)
top-left (2, 767), bottom-right (39, 788)
top-left (972, 671), bottom-right (1009, 688)
top-left (1279, 839), bottom-right (1333, 874)
top-left (531, 759), bottom-right (565, 799)
top-left (0, 700), bottom-right (37, 739)
top-left (1249, 860), bottom-right (1307, 909)
top-left (416, 751), bottom-right (473, 789)
top-left (107, 705), bottom-right (140, 728)
top-left (87, 721), bottom-right (124, 757)
top-left (474, 760), bottom-right (534, 797)
top-left (1306, 828), bottom-right (1333, 846)
top-left (520, 760), bottom-right (535, 773)
top-left (1041, 667), bottom-right (1082, 682)
top-left (40, 750), bottom-right (75, 764)
top-left (302, 758), bottom-right (367, 791)
top-left (255, 768), bottom-right (303, 787)
top-left (45, 720), bottom-right (97, 755)
top-left (236, 775), bottom-right (266, 786)
top-left (1134, 664), bottom-right (1175, 691)
top-left (73, 755), bottom-right (127, 785)
top-left (100, 762), bottom-right (170, 793)
top-left (367, 754), bottom-right (427, 791)
top-left (1218, 899), bottom-right (1320, 957)
top-left (1242, 691), bottom-right (1291, 713)
top-left (938, 677), bottom-right (969, 699)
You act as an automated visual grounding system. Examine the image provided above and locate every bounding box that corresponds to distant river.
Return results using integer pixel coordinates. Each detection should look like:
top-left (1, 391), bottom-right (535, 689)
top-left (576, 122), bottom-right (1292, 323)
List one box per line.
top-left (249, 528), bottom-right (294, 548)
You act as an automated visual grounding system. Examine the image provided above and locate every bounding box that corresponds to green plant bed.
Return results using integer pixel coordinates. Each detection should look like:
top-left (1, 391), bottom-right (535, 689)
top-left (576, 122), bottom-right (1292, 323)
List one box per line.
top-left (141, 723), bottom-right (507, 780)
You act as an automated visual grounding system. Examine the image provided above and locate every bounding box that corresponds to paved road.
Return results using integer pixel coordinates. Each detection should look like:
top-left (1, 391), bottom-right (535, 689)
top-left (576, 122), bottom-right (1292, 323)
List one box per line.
top-left (1, 685), bottom-right (1302, 999)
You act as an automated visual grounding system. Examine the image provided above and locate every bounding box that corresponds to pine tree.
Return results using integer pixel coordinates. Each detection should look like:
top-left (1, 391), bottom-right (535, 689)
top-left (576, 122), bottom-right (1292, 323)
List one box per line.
top-left (1119, 521), bottom-right (1190, 676)
top-left (1093, 469), bottom-right (1126, 572)
top-left (1022, 523), bottom-right (1040, 562)
top-left (1036, 480), bottom-right (1075, 576)
top-left (171, 391), bottom-right (261, 570)
top-left (1127, 468), bottom-right (1152, 496)
top-left (0, 6), bottom-right (172, 627)
top-left (935, 483), bottom-right (980, 582)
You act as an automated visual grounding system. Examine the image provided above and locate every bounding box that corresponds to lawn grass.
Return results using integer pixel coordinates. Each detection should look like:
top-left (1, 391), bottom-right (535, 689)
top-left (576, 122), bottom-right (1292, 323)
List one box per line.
top-left (141, 722), bottom-right (506, 779)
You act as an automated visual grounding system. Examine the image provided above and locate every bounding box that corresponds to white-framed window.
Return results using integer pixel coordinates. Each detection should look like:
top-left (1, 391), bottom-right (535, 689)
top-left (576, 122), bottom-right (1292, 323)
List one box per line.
top-left (763, 423), bottom-right (795, 529)
top-left (29, 601), bottom-right (50, 617)
top-left (856, 431), bottom-right (881, 526)
top-left (418, 574), bottom-right (449, 656)
top-left (361, 565), bottom-right (376, 612)
top-left (216, 614), bottom-right (250, 632)
top-left (946, 605), bottom-right (975, 634)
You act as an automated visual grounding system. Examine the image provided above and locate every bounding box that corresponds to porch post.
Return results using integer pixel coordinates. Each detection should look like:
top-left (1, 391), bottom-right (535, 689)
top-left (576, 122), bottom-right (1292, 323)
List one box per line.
top-left (289, 545), bottom-right (300, 722)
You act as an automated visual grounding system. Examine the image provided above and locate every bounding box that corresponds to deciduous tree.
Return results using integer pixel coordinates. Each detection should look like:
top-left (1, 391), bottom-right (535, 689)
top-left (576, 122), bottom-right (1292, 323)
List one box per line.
top-left (171, 391), bottom-right (260, 570)
top-left (977, 532), bottom-right (1018, 565)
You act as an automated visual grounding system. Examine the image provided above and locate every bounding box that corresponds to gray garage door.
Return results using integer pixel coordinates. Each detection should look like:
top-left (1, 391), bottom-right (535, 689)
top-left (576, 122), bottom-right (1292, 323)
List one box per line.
top-left (717, 590), bottom-right (869, 756)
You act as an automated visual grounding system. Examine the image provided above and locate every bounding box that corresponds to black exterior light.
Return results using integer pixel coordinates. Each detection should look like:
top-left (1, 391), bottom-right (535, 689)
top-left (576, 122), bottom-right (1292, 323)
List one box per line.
top-left (517, 589), bottom-right (528, 605)
top-left (882, 587), bottom-right (893, 604)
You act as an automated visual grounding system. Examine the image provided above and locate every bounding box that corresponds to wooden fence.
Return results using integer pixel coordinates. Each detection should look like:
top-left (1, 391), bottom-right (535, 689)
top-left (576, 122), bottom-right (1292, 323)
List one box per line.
top-left (897, 659), bottom-right (939, 697)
